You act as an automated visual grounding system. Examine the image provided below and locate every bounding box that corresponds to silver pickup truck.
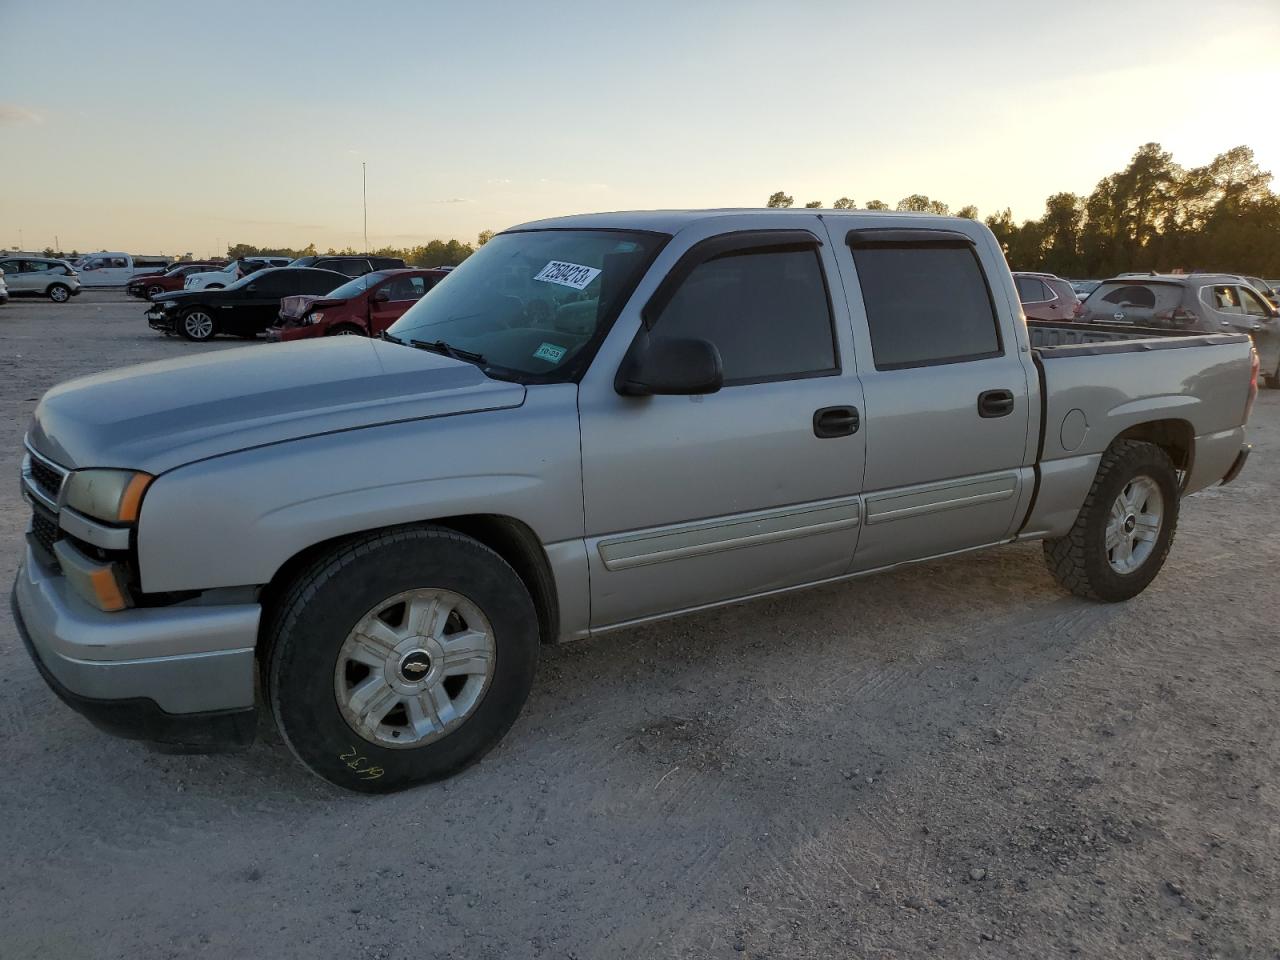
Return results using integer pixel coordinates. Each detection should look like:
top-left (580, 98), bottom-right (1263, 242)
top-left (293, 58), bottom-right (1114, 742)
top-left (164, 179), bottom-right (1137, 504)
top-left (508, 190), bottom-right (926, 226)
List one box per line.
top-left (13, 211), bottom-right (1257, 792)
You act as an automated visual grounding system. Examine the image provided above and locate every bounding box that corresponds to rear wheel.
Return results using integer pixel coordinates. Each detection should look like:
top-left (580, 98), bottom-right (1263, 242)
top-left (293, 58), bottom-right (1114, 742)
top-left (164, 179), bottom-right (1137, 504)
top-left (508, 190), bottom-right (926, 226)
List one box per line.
top-left (47, 283), bottom-right (70, 303)
top-left (266, 526), bottom-right (539, 793)
top-left (179, 308), bottom-right (216, 341)
top-left (326, 323), bottom-right (366, 337)
top-left (146, 284), bottom-right (164, 299)
top-left (1043, 440), bottom-right (1179, 602)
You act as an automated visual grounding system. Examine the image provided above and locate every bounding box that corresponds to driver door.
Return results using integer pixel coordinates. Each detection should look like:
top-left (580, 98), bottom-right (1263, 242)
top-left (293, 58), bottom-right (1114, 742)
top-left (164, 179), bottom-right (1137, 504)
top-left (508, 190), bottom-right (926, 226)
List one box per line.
top-left (577, 222), bottom-right (866, 629)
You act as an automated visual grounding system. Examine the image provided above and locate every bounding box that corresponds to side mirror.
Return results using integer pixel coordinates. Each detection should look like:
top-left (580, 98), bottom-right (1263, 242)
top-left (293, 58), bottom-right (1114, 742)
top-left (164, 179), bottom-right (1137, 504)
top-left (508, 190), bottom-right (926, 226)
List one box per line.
top-left (615, 335), bottom-right (723, 397)
top-left (372, 288), bottom-right (391, 303)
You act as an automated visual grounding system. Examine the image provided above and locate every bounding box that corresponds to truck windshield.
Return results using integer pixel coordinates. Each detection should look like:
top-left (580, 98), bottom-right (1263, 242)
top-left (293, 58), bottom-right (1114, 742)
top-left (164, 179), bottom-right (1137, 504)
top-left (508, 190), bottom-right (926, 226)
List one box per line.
top-left (386, 229), bottom-right (666, 381)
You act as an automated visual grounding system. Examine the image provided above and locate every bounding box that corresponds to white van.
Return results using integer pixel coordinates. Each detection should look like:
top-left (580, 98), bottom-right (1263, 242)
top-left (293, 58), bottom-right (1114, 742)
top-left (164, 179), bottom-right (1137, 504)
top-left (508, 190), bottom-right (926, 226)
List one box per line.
top-left (75, 253), bottom-right (172, 287)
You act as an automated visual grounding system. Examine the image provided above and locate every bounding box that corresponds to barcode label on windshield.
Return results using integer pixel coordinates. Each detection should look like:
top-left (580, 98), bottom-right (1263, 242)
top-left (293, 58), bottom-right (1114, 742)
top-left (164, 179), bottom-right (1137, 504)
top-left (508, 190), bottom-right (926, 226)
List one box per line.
top-left (534, 260), bottom-right (601, 291)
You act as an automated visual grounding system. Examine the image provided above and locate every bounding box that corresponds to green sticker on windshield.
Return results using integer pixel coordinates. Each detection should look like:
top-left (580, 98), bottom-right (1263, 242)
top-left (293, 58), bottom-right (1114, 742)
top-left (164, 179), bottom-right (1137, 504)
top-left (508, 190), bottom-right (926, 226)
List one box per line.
top-left (533, 342), bottom-right (567, 363)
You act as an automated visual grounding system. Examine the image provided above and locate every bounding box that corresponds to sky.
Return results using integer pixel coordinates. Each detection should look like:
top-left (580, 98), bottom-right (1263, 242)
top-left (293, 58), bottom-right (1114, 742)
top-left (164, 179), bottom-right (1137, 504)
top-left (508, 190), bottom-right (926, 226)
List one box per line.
top-left (2, 0), bottom-right (1278, 258)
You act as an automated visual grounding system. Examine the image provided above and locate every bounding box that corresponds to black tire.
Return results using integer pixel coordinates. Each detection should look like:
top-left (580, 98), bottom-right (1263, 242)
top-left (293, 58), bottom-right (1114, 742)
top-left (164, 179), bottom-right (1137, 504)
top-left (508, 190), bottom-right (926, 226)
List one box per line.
top-left (146, 284), bottom-right (164, 299)
top-left (1043, 439), bottom-right (1179, 602)
top-left (326, 323), bottom-right (366, 337)
top-left (178, 308), bottom-right (217, 341)
top-left (266, 525), bottom-right (539, 793)
top-left (47, 283), bottom-right (71, 303)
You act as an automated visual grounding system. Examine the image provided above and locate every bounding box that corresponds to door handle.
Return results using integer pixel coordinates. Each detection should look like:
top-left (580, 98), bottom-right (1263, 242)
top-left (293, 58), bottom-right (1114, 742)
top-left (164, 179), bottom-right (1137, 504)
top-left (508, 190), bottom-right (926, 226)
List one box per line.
top-left (813, 405), bottom-right (860, 438)
top-left (977, 389), bottom-right (1015, 418)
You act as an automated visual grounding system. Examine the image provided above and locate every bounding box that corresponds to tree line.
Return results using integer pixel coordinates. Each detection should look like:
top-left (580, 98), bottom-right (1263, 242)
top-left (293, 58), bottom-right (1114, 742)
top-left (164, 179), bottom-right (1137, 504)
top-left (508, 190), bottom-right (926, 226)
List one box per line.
top-left (765, 143), bottom-right (1280, 277)
top-left (224, 231), bottom-right (497, 268)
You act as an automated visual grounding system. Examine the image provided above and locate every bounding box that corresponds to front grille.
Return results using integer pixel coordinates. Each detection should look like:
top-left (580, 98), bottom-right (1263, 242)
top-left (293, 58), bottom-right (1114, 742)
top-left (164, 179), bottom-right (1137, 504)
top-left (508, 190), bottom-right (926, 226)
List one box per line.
top-left (28, 456), bottom-right (63, 503)
top-left (30, 503), bottom-right (59, 553)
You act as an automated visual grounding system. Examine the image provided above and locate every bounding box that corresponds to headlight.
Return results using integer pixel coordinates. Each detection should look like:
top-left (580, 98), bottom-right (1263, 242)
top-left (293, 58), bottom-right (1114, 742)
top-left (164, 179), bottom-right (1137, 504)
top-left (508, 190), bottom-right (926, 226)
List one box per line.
top-left (63, 469), bottom-right (153, 524)
top-left (305, 311), bottom-right (324, 325)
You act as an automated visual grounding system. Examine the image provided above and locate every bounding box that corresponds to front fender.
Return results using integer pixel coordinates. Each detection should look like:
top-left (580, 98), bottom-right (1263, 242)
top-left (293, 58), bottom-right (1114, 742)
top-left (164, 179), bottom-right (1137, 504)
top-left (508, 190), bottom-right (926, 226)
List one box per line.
top-left (136, 385), bottom-right (583, 594)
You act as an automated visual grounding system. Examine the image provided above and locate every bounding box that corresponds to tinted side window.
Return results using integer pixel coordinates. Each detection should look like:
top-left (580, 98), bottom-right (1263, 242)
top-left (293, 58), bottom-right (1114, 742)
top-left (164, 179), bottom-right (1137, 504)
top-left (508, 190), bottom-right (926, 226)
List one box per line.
top-left (385, 276), bottom-right (426, 301)
top-left (850, 243), bottom-right (1001, 370)
top-left (338, 259), bottom-right (370, 277)
top-left (1240, 287), bottom-right (1273, 317)
top-left (1015, 276), bottom-right (1049, 302)
top-left (653, 246), bottom-right (837, 384)
top-left (1100, 284), bottom-right (1157, 308)
top-left (299, 272), bottom-right (344, 295)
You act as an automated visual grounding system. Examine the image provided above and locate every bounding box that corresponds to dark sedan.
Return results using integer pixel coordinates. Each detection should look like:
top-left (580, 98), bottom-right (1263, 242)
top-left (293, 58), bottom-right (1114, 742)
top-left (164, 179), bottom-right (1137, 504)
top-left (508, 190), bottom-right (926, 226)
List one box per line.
top-left (147, 267), bottom-right (349, 341)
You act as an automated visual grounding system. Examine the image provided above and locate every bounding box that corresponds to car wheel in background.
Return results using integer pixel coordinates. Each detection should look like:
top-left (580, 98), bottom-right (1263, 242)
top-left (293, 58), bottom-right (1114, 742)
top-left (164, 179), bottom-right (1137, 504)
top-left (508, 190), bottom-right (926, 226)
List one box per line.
top-left (1043, 439), bottom-right (1179, 602)
top-left (146, 284), bottom-right (164, 299)
top-left (47, 284), bottom-right (71, 303)
top-left (265, 525), bottom-right (539, 793)
top-left (179, 309), bottom-right (217, 342)
top-left (327, 324), bottom-right (365, 337)
top-left (206, 284), bottom-right (224, 290)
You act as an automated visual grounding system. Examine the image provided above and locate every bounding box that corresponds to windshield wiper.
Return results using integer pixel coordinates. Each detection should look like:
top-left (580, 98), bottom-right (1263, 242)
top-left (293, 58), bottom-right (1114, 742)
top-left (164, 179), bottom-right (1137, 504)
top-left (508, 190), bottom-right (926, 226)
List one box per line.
top-left (381, 330), bottom-right (404, 345)
top-left (411, 339), bottom-right (486, 365)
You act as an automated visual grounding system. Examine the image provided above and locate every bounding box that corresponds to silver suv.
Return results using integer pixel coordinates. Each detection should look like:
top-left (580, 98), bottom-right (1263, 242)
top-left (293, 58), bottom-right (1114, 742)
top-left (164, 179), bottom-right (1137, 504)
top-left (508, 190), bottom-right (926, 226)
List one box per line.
top-left (0, 257), bottom-right (82, 302)
top-left (1081, 273), bottom-right (1279, 387)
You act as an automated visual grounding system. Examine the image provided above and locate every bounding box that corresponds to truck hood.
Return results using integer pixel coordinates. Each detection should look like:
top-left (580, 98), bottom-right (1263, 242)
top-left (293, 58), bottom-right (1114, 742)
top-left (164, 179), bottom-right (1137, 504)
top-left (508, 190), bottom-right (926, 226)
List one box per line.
top-left (28, 337), bottom-right (526, 474)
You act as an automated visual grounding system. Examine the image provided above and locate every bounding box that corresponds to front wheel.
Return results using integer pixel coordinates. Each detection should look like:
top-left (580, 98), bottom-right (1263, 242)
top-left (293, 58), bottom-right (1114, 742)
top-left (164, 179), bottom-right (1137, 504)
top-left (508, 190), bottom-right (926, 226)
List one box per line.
top-left (179, 308), bottom-right (217, 341)
top-left (326, 323), bottom-right (366, 337)
top-left (1043, 440), bottom-right (1179, 602)
top-left (146, 284), bottom-right (164, 299)
top-left (47, 284), bottom-right (71, 303)
top-left (266, 526), bottom-right (539, 792)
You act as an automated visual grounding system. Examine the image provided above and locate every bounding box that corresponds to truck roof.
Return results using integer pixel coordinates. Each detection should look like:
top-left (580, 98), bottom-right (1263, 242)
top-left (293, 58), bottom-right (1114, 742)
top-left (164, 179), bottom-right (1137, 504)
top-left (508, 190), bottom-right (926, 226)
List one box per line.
top-left (507, 208), bottom-right (976, 236)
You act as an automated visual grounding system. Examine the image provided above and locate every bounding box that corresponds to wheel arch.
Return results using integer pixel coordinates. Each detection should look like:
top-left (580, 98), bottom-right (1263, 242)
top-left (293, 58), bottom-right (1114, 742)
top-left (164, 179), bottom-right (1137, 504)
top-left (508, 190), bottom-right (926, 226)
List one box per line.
top-left (258, 514), bottom-right (561, 656)
top-left (1111, 418), bottom-right (1193, 487)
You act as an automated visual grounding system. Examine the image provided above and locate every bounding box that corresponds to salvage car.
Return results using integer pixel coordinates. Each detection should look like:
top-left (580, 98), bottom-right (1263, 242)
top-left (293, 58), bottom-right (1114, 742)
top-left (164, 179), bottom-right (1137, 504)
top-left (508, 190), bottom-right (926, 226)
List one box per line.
top-left (147, 267), bottom-right (348, 340)
top-left (183, 257), bottom-right (293, 291)
top-left (14, 210), bottom-right (1258, 792)
top-left (126, 262), bottom-right (224, 300)
top-left (1080, 274), bottom-right (1279, 386)
top-left (0, 257), bottom-right (81, 302)
top-left (285, 254), bottom-right (407, 277)
top-left (268, 268), bottom-right (448, 340)
top-left (1013, 271), bottom-right (1081, 321)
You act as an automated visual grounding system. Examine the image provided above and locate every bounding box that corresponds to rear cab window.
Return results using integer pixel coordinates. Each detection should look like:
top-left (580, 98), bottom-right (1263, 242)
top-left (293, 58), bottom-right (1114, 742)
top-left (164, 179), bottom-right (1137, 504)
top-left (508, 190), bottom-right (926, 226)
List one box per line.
top-left (848, 234), bottom-right (1001, 369)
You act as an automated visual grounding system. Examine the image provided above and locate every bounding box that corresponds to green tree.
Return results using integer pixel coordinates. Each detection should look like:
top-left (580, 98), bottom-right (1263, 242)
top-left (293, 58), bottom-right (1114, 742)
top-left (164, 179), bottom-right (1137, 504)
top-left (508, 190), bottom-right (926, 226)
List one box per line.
top-left (864, 200), bottom-right (890, 211)
top-left (766, 191), bottom-right (794, 208)
top-left (477, 229), bottom-right (495, 246)
top-left (954, 205), bottom-right (979, 220)
top-left (803, 200), bottom-right (822, 208)
top-left (832, 197), bottom-right (855, 210)
top-left (896, 194), bottom-right (949, 215)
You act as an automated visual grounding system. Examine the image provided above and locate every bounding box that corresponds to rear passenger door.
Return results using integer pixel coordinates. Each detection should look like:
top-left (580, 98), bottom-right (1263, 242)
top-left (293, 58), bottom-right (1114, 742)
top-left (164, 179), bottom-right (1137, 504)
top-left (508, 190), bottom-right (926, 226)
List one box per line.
top-left (836, 228), bottom-right (1033, 572)
top-left (578, 226), bottom-right (867, 628)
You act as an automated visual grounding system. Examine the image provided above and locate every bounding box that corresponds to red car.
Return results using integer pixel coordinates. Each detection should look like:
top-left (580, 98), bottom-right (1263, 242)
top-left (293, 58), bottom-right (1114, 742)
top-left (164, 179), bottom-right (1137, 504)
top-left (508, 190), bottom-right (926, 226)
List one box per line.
top-left (126, 261), bottom-right (226, 300)
top-left (1013, 272), bottom-right (1082, 321)
top-left (267, 268), bottom-right (448, 340)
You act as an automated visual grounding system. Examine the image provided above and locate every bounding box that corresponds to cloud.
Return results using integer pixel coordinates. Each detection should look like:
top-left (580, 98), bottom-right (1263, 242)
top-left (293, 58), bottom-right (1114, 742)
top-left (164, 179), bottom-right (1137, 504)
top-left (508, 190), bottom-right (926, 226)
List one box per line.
top-left (0, 104), bottom-right (44, 125)
top-left (487, 178), bottom-right (513, 185)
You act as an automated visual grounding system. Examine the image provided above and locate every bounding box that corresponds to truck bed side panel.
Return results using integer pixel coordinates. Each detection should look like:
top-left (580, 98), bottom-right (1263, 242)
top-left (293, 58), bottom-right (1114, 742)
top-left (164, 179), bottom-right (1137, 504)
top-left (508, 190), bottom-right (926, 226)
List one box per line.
top-left (1019, 335), bottom-right (1252, 537)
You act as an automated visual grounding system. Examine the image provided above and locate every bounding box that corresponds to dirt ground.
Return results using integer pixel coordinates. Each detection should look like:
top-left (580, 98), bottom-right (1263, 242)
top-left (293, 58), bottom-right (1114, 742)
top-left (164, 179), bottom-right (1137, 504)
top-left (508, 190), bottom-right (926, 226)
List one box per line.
top-left (0, 291), bottom-right (1276, 960)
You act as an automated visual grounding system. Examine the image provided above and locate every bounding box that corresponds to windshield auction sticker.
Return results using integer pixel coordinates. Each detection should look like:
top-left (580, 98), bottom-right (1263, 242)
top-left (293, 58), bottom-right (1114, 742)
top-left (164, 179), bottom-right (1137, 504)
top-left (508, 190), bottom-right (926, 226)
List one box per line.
top-left (534, 261), bottom-right (601, 291)
top-left (533, 342), bottom-right (567, 362)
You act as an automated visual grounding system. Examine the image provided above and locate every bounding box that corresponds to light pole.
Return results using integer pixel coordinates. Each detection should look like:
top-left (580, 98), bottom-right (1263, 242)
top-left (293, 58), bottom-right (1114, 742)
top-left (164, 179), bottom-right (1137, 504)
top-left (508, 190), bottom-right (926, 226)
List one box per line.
top-left (363, 162), bottom-right (369, 254)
